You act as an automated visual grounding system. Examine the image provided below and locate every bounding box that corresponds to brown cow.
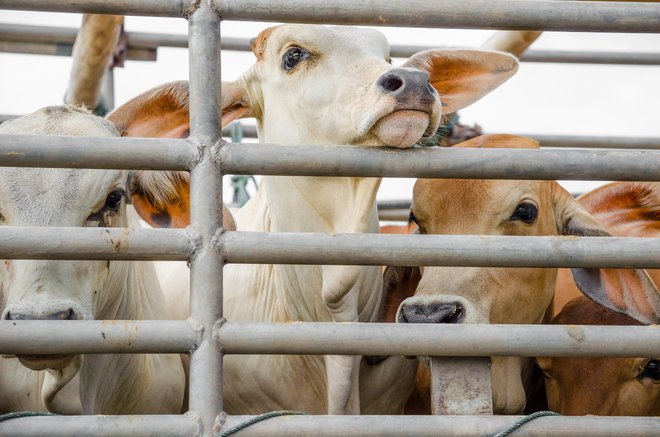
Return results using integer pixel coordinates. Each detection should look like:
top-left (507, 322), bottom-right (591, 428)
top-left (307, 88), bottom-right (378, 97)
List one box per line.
top-left (380, 137), bottom-right (659, 414)
top-left (537, 182), bottom-right (660, 415)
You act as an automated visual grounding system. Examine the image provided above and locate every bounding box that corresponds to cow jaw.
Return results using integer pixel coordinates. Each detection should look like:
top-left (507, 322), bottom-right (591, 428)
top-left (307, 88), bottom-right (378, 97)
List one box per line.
top-left (18, 354), bottom-right (76, 371)
top-left (371, 110), bottom-right (430, 148)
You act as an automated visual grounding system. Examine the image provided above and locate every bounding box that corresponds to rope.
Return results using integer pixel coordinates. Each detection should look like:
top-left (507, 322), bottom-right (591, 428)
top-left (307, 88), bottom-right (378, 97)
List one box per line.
top-left (220, 410), bottom-right (307, 437)
top-left (0, 411), bottom-right (58, 422)
top-left (492, 411), bottom-right (561, 437)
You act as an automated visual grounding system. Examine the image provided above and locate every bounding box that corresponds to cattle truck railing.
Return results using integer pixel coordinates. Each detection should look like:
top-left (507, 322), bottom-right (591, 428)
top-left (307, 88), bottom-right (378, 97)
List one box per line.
top-left (0, 0), bottom-right (660, 436)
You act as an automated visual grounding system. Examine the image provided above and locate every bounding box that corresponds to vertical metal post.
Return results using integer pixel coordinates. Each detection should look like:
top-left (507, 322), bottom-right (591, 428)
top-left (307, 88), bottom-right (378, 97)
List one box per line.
top-left (187, 1), bottom-right (223, 434)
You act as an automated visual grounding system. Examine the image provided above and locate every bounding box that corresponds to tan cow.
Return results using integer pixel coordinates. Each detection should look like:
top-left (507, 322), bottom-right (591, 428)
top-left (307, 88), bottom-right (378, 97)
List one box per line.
top-left (381, 135), bottom-right (659, 414)
top-left (537, 182), bottom-right (660, 415)
top-left (0, 106), bottom-right (187, 414)
top-left (115, 24), bottom-right (518, 414)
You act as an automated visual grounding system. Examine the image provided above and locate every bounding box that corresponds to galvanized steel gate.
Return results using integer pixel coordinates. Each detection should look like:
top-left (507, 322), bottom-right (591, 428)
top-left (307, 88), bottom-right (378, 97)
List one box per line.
top-left (1, 0), bottom-right (660, 436)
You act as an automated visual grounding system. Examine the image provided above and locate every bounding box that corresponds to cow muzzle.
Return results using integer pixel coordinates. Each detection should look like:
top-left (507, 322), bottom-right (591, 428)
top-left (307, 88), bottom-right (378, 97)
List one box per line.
top-left (371, 68), bottom-right (439, 148)
top-left (3, 305), bottom-right (79, 370)
top-left (398, 302), bottom-right (464, 324)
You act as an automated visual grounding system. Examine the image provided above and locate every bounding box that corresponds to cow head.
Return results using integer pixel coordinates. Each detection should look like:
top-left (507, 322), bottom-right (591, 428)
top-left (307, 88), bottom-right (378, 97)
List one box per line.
top-left (383, 134), bottom-right (659, 413)
top-left (218, 24), bottom-right (518, 148)
top-left (538, 297), bottom-right (660, 416)
top-left (0, 106), bottom-right (192, 371)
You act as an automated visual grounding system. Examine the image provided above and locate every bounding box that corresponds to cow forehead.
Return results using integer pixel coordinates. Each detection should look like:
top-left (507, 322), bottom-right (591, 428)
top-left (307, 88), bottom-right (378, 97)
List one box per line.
top-left (0, 167), bottom-right (125, 226)
top-left (257, 24), bottom-right (390, 61)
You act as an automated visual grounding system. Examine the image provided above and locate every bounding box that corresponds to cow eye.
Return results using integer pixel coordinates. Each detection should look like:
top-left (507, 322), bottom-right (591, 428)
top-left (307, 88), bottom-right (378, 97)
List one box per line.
top-left (282, 46), bottom-right (309, 71)
top-left (104, 189), bottom-right (124, 210)
top-left (510, 202), bottom-right (538, 224)
top-left (640, 360), bottom-right (660, 381)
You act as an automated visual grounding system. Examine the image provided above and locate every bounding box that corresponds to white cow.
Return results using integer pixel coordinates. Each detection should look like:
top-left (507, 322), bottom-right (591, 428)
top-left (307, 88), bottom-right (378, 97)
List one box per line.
top-left (110, 24), bottom-right (519, 414)
top-left (0, 106), bottom-right (186, 414)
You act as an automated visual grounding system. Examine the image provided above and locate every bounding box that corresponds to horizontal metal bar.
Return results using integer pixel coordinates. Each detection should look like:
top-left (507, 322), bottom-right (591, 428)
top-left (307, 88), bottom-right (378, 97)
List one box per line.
top-left (0, 0), bottom-right (188, 17)
top-left (377, 209), bottom-right (410, 222)
top-left (0, 415), bottom-right (198, 437)
top-left (216, 322), bottom-right (660, 357)
top-left (5, 23), bottom-right (660, 66)
top-left (220, 232), bottom-right (660, 268)
top-left (0, 226), bottom-right (192, 260)
top-left (521, 133), bottom-right (660, 150)
top-left (218, 143), bottom-right (660, 180)
top-left (213, 0), bottom-right (660, 33)
top-left (0, 40), bottom-right (157, 61)
top-left (0, 135), bottom-right (194, 170)
top-left (0, 320), bottom-right (198, 354)
top-left (221, 415), bottom-right (660, 437)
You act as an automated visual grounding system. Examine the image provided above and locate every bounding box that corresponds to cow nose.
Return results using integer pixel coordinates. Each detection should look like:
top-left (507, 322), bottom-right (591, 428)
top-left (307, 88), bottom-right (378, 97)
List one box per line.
top-left (3, 308), bottom-right (76, 321)
top-left (399, 302), bottom-right (464, 324)
top-left (377, 68), bottom-right (435, 100)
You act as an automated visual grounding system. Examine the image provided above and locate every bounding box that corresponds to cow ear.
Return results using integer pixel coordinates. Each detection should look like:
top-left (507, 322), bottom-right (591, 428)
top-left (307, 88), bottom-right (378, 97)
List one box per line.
top-left (381, 265), bottom-right (422, 323)
top-left (555, 186), bottom-right (660, 324)
top-left (128, 171), bottom-right (236, 230)
top-left (401, 49), bottom-right (518, 114)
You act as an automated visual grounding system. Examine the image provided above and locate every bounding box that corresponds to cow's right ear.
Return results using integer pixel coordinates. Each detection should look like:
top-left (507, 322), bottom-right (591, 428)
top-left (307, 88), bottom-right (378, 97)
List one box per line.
top-left (554, 186), bottom-right (660, 324)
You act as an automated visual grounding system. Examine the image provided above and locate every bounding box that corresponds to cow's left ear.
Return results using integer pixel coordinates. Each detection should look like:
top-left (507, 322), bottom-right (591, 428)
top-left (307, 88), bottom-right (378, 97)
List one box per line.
top-left (401, 49), bottom-right (518, 114)
top-left (555, 186), bottom-right (660, 324)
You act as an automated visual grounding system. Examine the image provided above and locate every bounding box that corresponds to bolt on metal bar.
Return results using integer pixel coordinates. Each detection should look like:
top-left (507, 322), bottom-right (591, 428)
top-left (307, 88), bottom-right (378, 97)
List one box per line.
top-left (221, 232), bottom-right (660, 268)
top-left (220, 415), bottom-right (660, 437)
top-left (216, 322), bottom-right (660, 357)
top-left (187, 2), bottom-right (224, 434)
top-left (0, 0), bottom-right (188, 17)
top-left (0, 226), bottom-right (192, 260)
top-left (0, 135), bottom-right (194, 170)
top-left (0, 415), bottom-right (199, 437)
top-left (218, 143), bottom-right (660, 180)
top-left (213, 0), bottom-right (660, 33)
top-left (0, 320), bottom-right (198, 354)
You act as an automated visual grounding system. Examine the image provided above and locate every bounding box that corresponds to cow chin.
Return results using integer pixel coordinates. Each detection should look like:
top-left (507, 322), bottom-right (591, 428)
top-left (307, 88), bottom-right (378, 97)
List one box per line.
top-left (371, 110), bottom-right (429, 148)
top-left (18, 354), bottom-right (76, 371)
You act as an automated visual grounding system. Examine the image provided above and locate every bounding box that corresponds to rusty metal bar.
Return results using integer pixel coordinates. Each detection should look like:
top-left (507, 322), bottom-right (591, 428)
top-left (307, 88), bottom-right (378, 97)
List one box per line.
top-left (216, 322), bottom-right (660, 357)
top-left (0, 226), bottom-right (192, 260)
top-left (221, 232), bottom-right (660, 268)
top-left (0, 320), bottom-right (198, 354)
top-left (0, 135), bottom-right (194, 170)
top-left (218, 143), bottom-right (660, 180)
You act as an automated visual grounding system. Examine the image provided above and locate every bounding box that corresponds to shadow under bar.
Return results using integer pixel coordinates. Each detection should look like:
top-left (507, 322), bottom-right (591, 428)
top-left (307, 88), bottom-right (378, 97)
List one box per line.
top-left (0, 227), bottom-right (192, 260)
top-left (0, 135), bottom-right (194, 170)
top-left (216, 322), bottom-right (660, 357)
top-left (220, 415), bottom-right (660, 437)
top-left (0, 320), bottom-right (198, 354)
top-left (218, 143), bottom-right (660, 180)
top-left (0, 415), bottom-right (198, 437)
top-left (221, 232), bottom-right (660, 268)
top-left (213, 0), bottom-right (660, 33)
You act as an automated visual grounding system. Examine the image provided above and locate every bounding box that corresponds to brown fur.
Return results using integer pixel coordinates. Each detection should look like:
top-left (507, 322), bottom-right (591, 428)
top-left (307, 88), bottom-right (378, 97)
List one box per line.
top-left (250, 26), bottom-right (280, 61)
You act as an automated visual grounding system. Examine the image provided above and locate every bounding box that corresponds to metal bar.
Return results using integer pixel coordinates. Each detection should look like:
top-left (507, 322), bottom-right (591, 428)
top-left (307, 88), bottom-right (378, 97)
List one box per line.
top-left (5, 23), bottom-right (660, 66)
top-left (216, 322), bottom-right (660, 357)
top-left (0, 135), bottom-right (194, 170)
top-left (221, 232), bottom-right (660, 268)
top-left (0, 415), bottom-right (198, 437)
top-left (187, 2), bottom-right (224, 434)
top-left (0, 226), bottom-right (191, 260)
top-left (525, 133), bottom-right (660, 150)
top-left (378, 209), bottom-right (410, 222)
top-left (219, 143), bottom-right (660, 180)
top-left (213, 0), bottom-right (660, 33)
top-left (220, 415), bottom-right (660, 436)
top-left (0, 320), bottom-right (198, 354)
top-left (0, 0), bottom-right (188, 17)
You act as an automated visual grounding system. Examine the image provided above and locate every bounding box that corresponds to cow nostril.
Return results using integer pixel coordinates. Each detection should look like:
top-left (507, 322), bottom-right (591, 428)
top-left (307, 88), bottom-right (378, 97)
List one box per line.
top-left (66, 308), bottom-right (75, 320)
top-left (379, 74), bottom-right (404, 93)
top-left (400, 303), bottom-right (464, 324)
